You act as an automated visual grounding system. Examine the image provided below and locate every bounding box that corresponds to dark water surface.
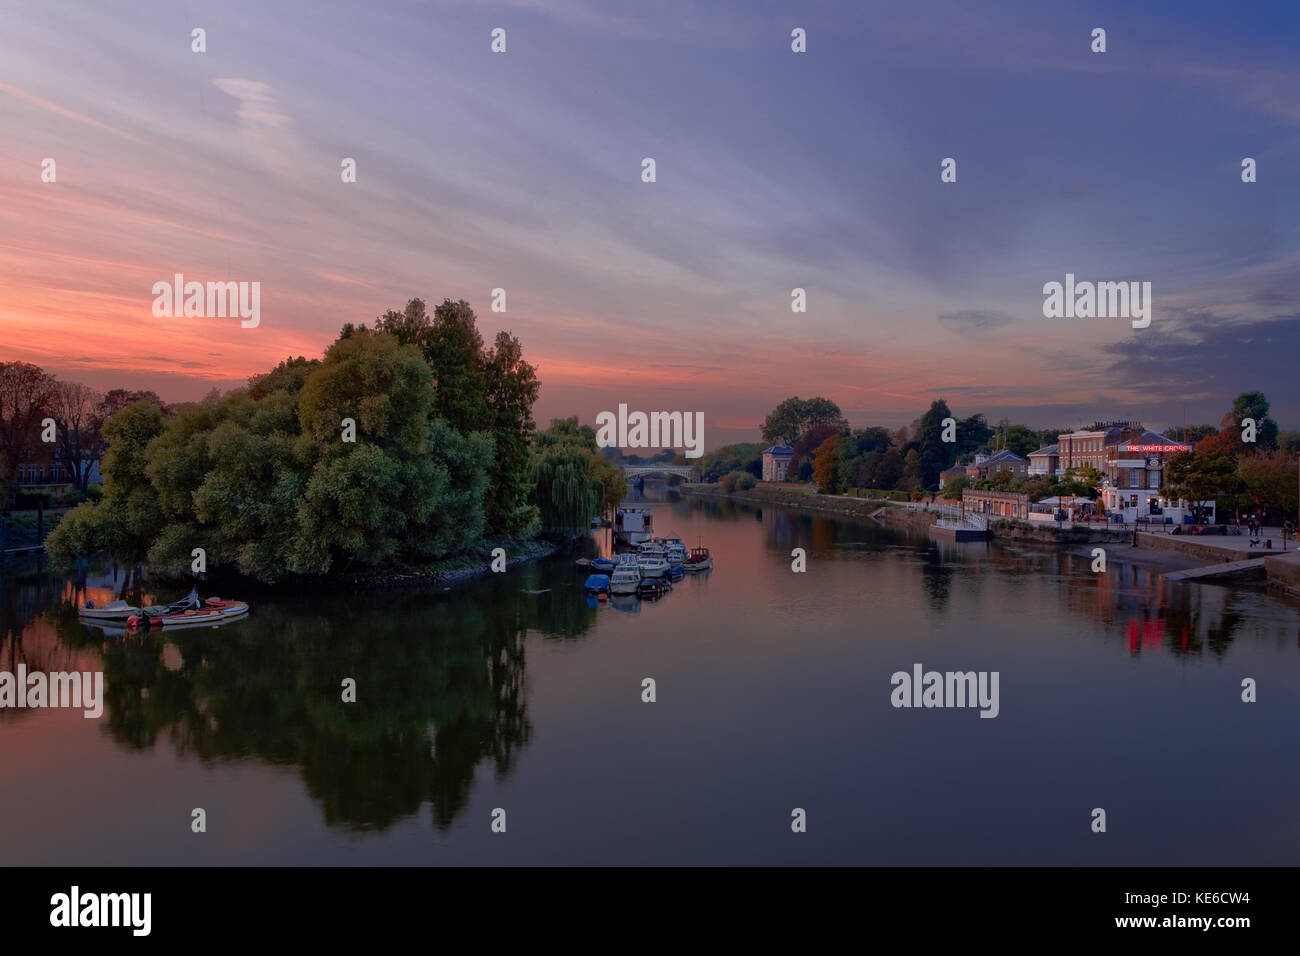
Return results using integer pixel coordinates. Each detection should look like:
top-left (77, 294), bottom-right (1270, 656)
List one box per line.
top-left (3, 493), bottom-right (1299, 865)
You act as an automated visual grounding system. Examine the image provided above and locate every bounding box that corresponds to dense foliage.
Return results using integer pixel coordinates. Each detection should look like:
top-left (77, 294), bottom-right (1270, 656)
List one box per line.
top-left (47, 299), bottom-right (553, 581)
top-left (531, 418), bottom-right (626, 532)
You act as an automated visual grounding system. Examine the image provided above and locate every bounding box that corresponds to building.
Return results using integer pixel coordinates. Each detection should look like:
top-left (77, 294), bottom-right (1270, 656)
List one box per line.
top-left (1056, 421), bottom-right (1140, 475)
top-left (977, 449), bottom-right (1029, 478)
top-left (761, 445), bottom-right (794, 482)
top-left (1099, 427), bottom-right (1191, 519)
top-left (939, 464), bottom-right (969, 486)
top-left (14, 449), bottom-right (103, 496)
top-left (1027, 444), bottom-right (1058, 476)
top-left (962, 489), bottom-right (1030, 521)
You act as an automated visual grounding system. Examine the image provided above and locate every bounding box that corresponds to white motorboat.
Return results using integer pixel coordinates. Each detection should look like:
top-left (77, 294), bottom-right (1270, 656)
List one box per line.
top-left (609, 568), bottom-right (641, 594)
top-left (635, 546), bottom-right (669, 578)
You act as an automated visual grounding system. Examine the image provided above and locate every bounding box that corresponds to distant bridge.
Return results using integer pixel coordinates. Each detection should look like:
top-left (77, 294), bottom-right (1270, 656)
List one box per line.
top-left (620, 465), bottom-right (700, 481)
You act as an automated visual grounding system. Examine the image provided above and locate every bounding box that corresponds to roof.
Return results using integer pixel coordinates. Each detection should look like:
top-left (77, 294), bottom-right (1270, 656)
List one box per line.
top-left (762, 445), bottom-right (794, 456)
top-left (985, 449), bottom-right (1028, 463)
top-left (1116, 431), bottom-right (1189, 452)
top-left (1029, 444), bottom-right (1058, 457)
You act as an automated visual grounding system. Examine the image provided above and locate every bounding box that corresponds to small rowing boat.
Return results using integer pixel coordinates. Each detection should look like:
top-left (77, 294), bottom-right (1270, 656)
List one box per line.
top-left (127, 597), bottom-right (249, 631)
top-left (80, 588), bottom-right (202, 622)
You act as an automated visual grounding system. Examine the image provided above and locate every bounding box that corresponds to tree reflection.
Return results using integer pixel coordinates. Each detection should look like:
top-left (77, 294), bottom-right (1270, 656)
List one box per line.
top-left (28, 557), bottom-right (603, 833)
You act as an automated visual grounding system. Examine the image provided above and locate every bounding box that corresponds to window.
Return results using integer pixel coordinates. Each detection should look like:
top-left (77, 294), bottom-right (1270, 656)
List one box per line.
top-left (1129, 469), bottom-right (1140, 488)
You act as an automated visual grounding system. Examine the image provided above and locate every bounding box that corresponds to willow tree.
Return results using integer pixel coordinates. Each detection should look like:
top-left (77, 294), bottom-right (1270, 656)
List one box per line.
top-left (531, 445), bottom-right (604, 534)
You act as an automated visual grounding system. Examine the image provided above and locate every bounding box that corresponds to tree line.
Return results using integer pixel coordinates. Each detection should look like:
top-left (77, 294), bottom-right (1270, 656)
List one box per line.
top-left (0, 360), bottom-right (168, 507)
top-left (700, 392), bottom-right (1298, 520)
top-left (38, 297), bottom-right (624, 582)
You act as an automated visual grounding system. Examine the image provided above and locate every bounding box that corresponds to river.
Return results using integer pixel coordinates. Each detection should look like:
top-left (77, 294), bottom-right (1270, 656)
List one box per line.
top-left (2, 488), bottom-right (1298, 865)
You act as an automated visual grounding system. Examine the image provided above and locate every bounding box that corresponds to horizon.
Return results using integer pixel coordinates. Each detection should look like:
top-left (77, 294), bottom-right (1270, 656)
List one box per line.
top-left (3, 0), bottom-right (1298, 448)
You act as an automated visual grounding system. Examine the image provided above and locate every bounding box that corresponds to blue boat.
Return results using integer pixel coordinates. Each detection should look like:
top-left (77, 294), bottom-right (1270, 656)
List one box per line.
top-left (584, 573), bottom-right (611, 592)
top-left (666, 564), bottom-right (685, 580)
top-left (591, 557), bottom-right (616, 574)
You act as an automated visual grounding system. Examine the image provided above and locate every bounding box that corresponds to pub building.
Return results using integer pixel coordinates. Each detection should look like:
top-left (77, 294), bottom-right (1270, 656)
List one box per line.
top-left (1098, 426), bottom-right (1195, 523)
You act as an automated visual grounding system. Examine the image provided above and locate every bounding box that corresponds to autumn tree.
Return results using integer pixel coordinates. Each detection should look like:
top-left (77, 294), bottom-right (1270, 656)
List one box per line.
top-left (812, 434), bottom-right (842, 493)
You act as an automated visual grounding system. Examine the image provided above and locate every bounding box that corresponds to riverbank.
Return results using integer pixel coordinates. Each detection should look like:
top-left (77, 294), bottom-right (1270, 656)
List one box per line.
top-left (679, 482), bottom-right (907, 522)
top-left (141, 535), bottom-right (568, 593)
top-left (678, 484), bottom-right (1223, 578)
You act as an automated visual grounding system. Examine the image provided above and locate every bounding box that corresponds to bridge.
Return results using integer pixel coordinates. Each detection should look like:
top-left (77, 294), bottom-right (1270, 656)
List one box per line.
top-left (620, 465), bottom-right (700, 481)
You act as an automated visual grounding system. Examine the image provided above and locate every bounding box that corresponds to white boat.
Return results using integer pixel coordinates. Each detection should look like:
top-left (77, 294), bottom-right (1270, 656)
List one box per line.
top-left (609, 568), bottom-right (641, 594)
top-left (665, 544), bottom-right (688, 565)
top-left (79, 588), bottom-right (201, 622)
top-left (78, 599), bottom-right (139, 622)
top-left (615, 506), bottom-right (654, 545)
top-left (636, 546), bottom-right (669, 578)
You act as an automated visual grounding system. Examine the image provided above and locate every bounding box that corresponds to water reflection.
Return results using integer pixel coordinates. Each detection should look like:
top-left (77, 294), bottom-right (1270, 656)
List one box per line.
top-left (3, 493), bottom-right (1298, 861)
top-left (1, 551), bottom-right (609, 832)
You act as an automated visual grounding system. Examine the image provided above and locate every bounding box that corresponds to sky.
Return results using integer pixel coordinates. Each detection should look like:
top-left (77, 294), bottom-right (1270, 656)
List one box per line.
top-left (2, 0), bottom-right (1298, 449)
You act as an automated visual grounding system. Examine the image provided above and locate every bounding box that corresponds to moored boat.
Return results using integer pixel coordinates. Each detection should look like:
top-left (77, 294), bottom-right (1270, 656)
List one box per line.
top-left (637, 578), bottom-right (671, 596)
top-left (584, 573), bottom-right (611, 593)
top-left (127, 597), bottom-right (249, 631)
top-left (614, 506), bottom-right (654, 546)
top-left (635, 545), bottom-right (669, 578)
top-left (80, 588), bottom-right (202, 622)
top-left (682, 547), bottom-right (713, 571)
top-left (591, 557), bottom-right (616, 574)
top-left (609, 568), bottom-right (641, 594)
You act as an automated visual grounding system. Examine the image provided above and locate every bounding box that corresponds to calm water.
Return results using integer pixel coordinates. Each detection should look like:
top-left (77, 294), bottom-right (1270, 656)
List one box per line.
top-left (3, 491), bottom-right (1299, 865)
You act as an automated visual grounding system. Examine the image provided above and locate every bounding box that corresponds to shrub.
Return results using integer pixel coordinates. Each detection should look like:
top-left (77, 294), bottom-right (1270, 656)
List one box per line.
top-left (721, 470), bottom-right (756, 492)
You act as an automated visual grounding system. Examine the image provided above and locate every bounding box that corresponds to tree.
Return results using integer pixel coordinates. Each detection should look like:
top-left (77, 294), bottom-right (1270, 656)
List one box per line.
top-left (986, 421), bottom-right (1038, 458)
top-left (98, 388), bottom-right (168, 419)
top-left (812, 435), bottom-right (842, 493)
top-left (1179, 424), bottom-right (1218, 445)
top-left (291, 329), bottom-right (492, 572)
top-left (700, 443), bottom-right (761, 479)
top-left (917, 398), bottom-right (955, 489)
top-left (1237, 452), bottom-right (1298, 522)
top-left (900, 448), bottom-right (923, 490)
top-left (531, 418), bottom-right (624, 531)
top-left (46, 399), bottom-right (166, 573)
top-left (760, 396), bottom-right (847, 446)
top-left (50, 381), bottom-right (107, 493)
top-left (791, 423), bottom-right (843, 483)
top-left (1196, 392), bottom-right (1278, 458)
top-left (481, 330), bottom-right (541, 534)
top-left (531, 444), bottom-right (604, 533)
top-left (376, 298), bottom-right (540, 535)
top-left (875, 447), bottom-right (904, 490)
top-left (1166, 451), bottom-right (1241, 523)
top-left (957, 414), bottom-right (994, 457)
top-left (0, 361), bottom-right (58, 506)
top-left (941, 474), bottom-right (969, 500)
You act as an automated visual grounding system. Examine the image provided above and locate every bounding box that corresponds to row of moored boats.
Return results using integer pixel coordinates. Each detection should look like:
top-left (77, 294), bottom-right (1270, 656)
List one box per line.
top-left (581, 534), bottom-right (713, 599)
